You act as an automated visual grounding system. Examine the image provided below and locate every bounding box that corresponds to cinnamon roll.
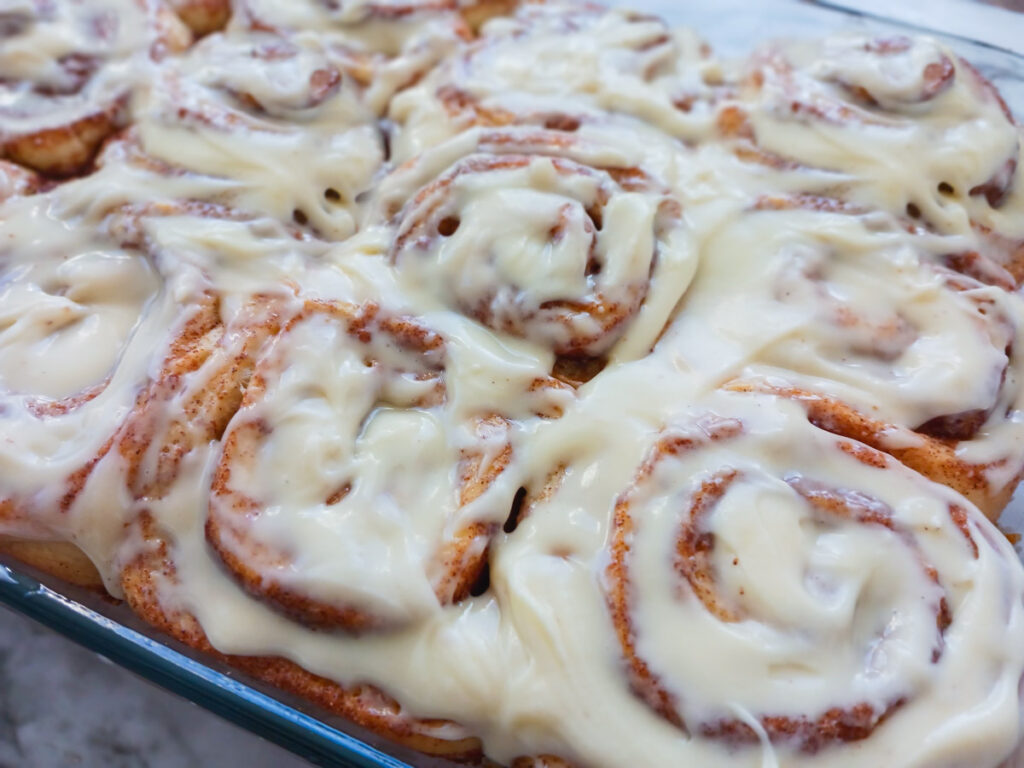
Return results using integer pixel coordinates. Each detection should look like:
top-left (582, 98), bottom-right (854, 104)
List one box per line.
top-left (722, 34), bottom-right (1024, 272)
top-left (661, 194), bottom-right (1024, 518)
top-left (597, 395), bottom-right (1024, 765)
top-left (388, 0), bottom-right (718, 160)
top-left (129, 30), bottom-right (383, 241)
top-left (119, 511), bottom-right (487, 762)
top-left (232, 0), bottom-right (474, 113)
top-left (206, 298), bottom-right (566, 631)
top-left (0, 186), bottom-right (216, 541)
top-left (0, 0), bottom-right (191, 177)
top-left (376, 125), bottom-right (695, 369)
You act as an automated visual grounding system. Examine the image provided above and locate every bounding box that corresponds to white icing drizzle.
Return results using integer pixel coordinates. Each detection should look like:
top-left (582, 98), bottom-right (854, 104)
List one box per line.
top-left (0, 0), bottom-right (188, 143)
top-left (2, 3), bottom-right (1024, 767)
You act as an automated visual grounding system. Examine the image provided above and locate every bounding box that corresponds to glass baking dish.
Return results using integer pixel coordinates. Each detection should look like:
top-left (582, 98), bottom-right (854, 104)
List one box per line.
top-left (2, 1), bottom-right (1024, 766)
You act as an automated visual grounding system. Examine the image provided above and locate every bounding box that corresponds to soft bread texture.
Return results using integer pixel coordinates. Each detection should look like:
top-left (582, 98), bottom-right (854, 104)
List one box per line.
top-left (0, 536), bottom-right (103, 590)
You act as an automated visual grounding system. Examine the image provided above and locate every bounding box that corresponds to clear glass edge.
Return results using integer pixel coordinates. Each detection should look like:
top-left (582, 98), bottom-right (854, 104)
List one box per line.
top-left (0, 557), bottom-right (411, 768)
top-left (3, 2), bottom-right (1024, 767)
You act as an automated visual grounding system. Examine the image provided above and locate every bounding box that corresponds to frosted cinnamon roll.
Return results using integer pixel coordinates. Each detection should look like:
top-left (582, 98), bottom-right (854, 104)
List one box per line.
top-left (58, 189), bottom-right (349, 508)
top-left (0, 188), bottom-right (211, 539)
top-left (388, 0), bottom-right (720, 160)
top-left (0, 176), bottom-right (316, 550)
top-left (119, 511), bottom-right (486, 762)
top-left (232, 0), bottom-right (473, 114)
top-left (130, 30), bottom-right (382, 241)
top-left (375, 126), bottom-right (695, 370)
top-left (0, 0), bottom-right (191, 177)
top-left (723, 35), bottom-right (1024, 272)
top-left (597, 397), bottom-right (1024, 765)
top-left (662, 197), bottom-right (1024, 517)
top-left (206, 298), bottom-right (566, 631)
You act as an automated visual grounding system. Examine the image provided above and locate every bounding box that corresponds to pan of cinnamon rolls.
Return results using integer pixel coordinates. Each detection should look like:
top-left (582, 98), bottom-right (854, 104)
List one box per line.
top-left (4, 1), bottom-right (1024, 766)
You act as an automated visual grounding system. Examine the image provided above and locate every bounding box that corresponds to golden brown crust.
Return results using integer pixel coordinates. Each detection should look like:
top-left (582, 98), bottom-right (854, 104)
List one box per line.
top-left (0, 536), bottom-right (104, 590)
top-left (205, 300), bottom-right (512, 632)
top-left (725, 380), bottom-right (1018, 520)
top-left (120, 511), bottom-right (485, 762)
top-left (604, 417), bottom-right (970, 753)
top-left (0, 1), bottom-right (190, 178)
top-left (168, 0), bottom-right (231, 36)
top-left (459, 0), bottom-right (520, 32)
top-left (3, 98), bottom-right (128, 178)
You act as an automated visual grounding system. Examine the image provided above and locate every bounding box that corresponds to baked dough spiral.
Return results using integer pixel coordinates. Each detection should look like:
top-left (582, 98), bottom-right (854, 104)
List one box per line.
top-left (388, 0), bottom-right (690, 156)
top-left (120, 510), bottom-right (487, 762)
top-left (661, 191), bottom-right (1024, 519)
top-left (0, 0), bottom-right (191, 177)
top-left (379, 125), bottom-right (693, 365)
top-left (603, 395), bottom-right (1024, 762)
top-left (206, 298), bottom-right (566, 631)
top-left (717, 34), bottom-right (1024, 283)
top-left (232, 0), bottom-right (475, 114)
top-left (0, 195), bottom-right (148, 522)
top-left (130, 29), bottom-right (383, 241)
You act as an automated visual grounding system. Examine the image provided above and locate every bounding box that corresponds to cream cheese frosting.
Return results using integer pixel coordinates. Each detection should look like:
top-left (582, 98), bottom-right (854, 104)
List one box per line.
top-left (2, 2), bottom-right (1024, 767)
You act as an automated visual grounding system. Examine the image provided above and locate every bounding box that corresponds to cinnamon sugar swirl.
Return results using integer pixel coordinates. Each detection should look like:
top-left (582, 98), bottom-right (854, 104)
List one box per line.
top-left (1, 3), bottom-right (1024, 768)
top-left (600, 395), bottom-right (1024, 762)
top-left (206, 299), bottom-right (557, 631)
top-left (0, 0), bottom-right (191, 177)
top-left (375, 125), bottom-right (695, 368)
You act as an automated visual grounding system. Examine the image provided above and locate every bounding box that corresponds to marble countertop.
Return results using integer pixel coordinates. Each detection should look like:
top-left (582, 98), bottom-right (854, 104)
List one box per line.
top-left (0, 605), bottom-right (310, 768)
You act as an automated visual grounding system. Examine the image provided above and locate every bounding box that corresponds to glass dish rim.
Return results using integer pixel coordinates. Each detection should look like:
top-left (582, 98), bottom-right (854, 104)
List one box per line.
top-left (0, 559), bottom-right (412, 768)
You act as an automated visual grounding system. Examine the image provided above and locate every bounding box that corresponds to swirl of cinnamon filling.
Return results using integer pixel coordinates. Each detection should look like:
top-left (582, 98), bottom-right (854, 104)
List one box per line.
top-left (387, 1), bottom-right (693, 151)
top-left (232, 0), bottom-right (474, 113)
top-left (205, 299), bottom-right (565, 631)
top-left (0, 188), bottom-right (226, 539)
top-left (131, 29), bottom-right (383, 241)
top-left (603, 399), bottom-right (1024, 762)
top-left (0, 0), bottom-right (191, 177)
top-left (378, 126), bottom-right (693, 368)
top-left (719, 34), bottom-right (1023, 264)
top-left (661, 194), bottom-right (1024, 517)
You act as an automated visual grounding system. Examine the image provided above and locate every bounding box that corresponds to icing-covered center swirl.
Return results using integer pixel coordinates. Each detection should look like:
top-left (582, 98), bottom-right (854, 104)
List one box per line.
top-left (384, 127), bottom-right (692, 358)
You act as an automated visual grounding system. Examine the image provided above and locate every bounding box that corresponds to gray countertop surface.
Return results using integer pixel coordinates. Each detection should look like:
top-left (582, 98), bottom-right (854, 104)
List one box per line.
top-left (0, 605), bottom-right (310, 768)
